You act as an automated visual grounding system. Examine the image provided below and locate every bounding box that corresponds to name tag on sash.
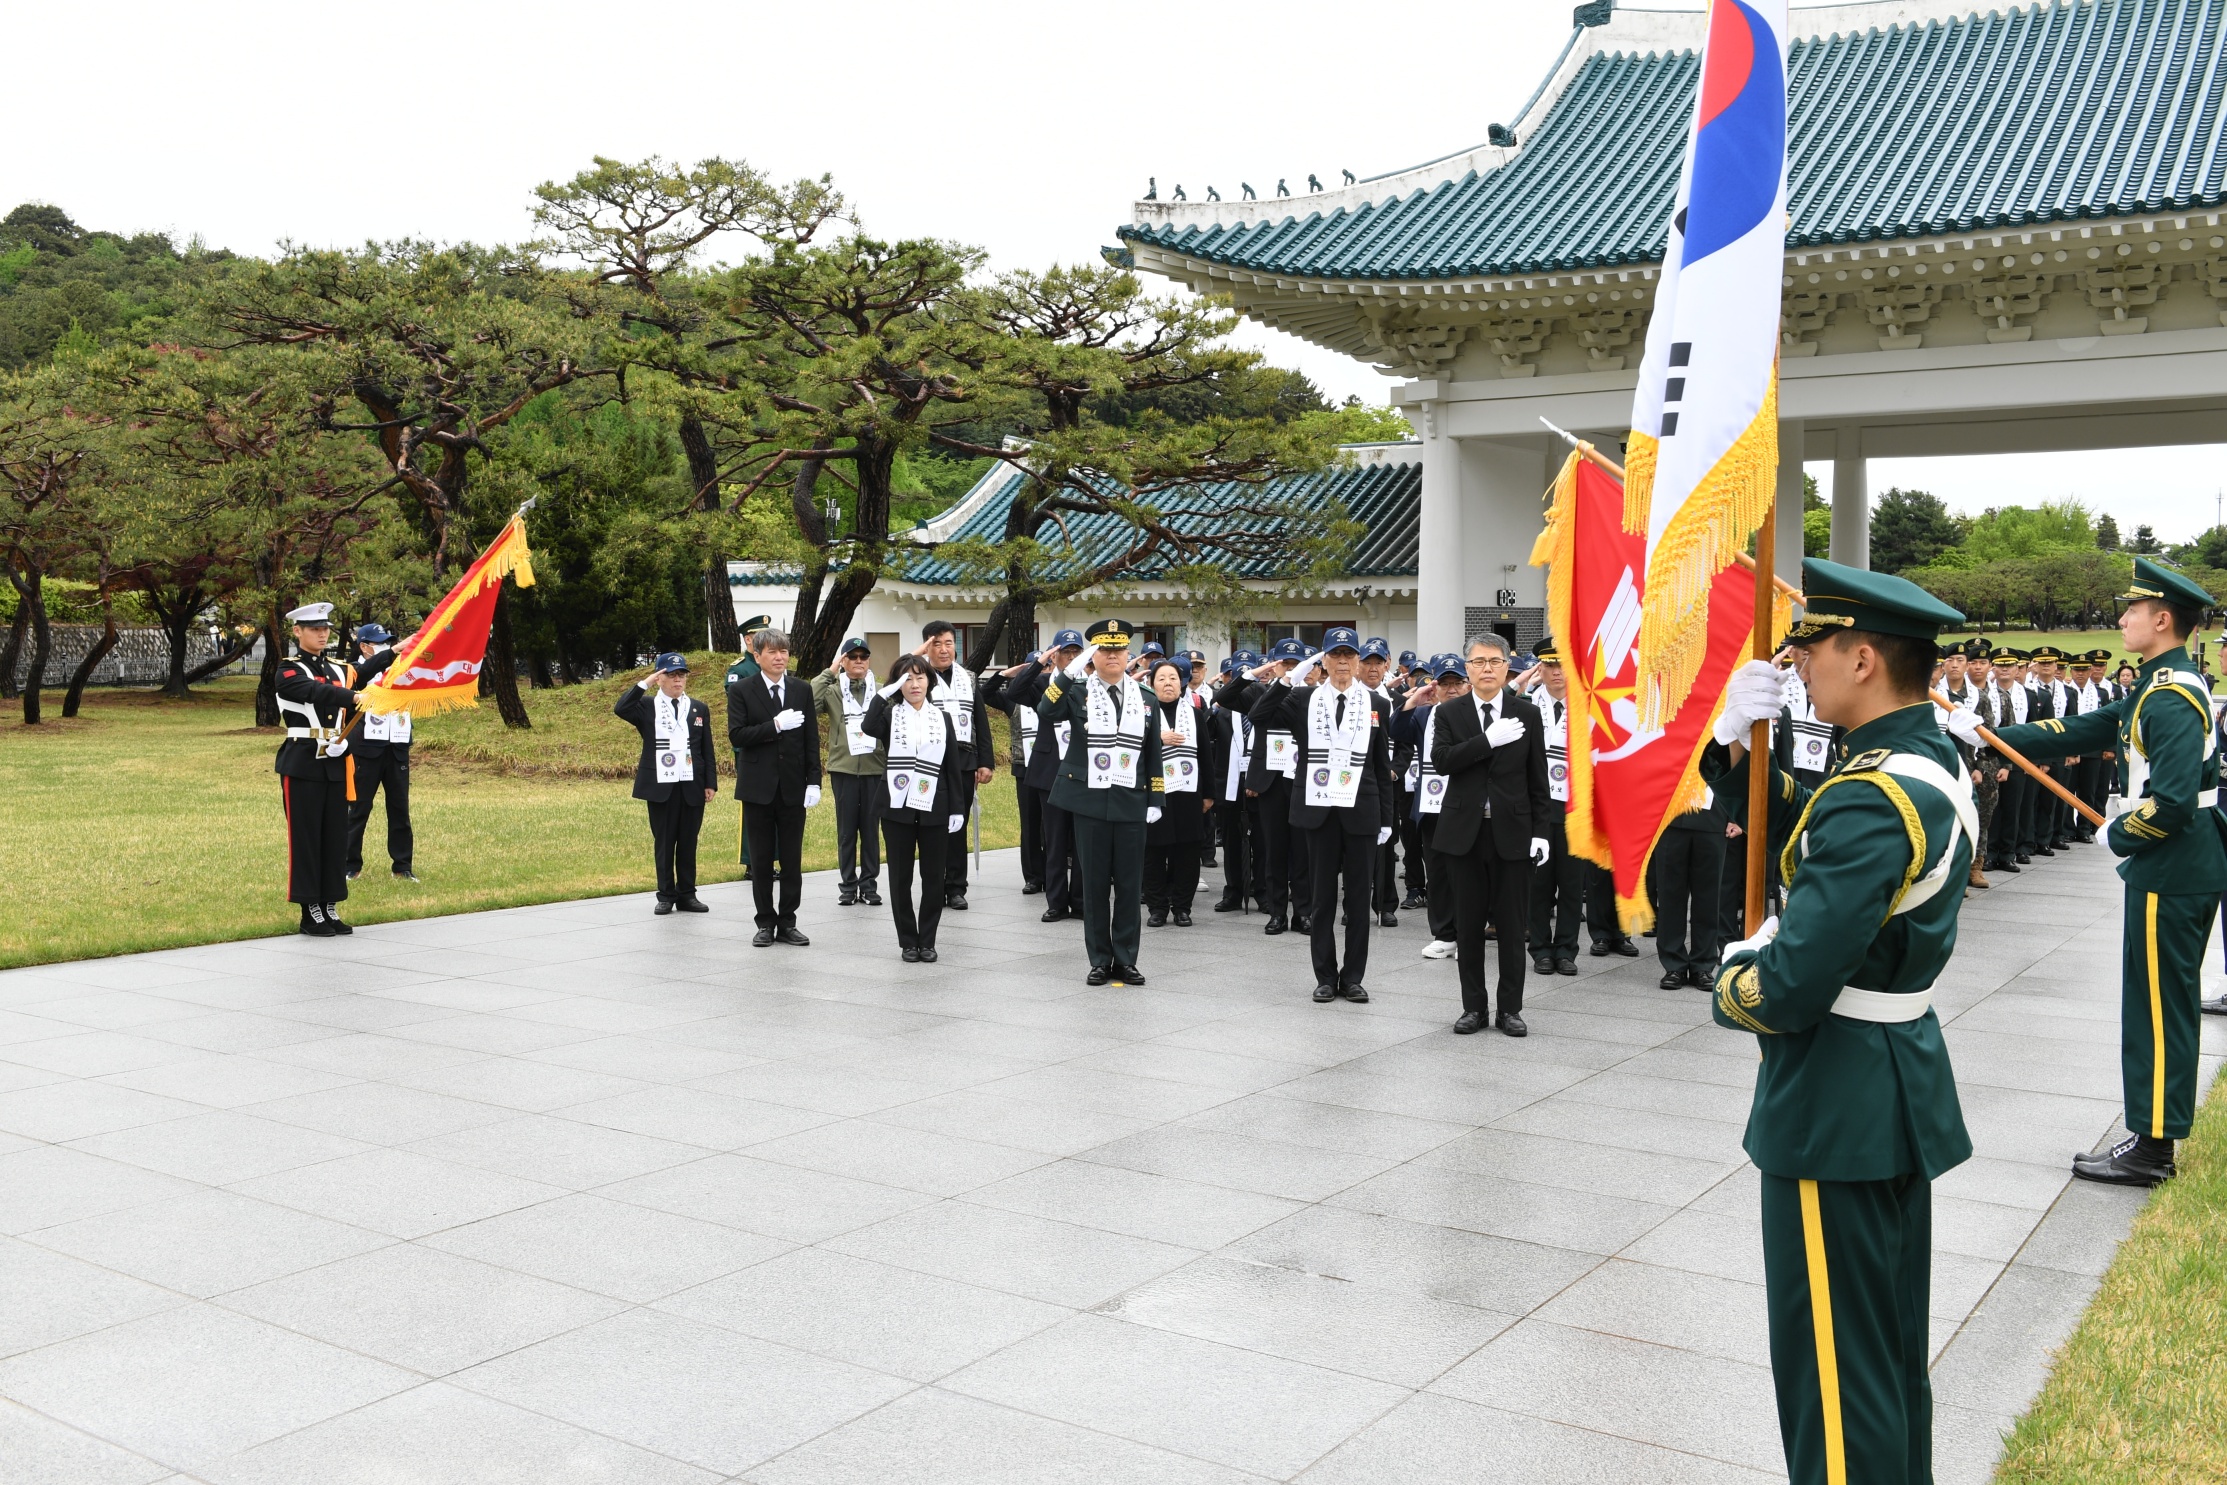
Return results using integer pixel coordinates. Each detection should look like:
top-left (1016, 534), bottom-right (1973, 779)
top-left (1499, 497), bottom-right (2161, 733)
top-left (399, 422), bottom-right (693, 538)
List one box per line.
top-left (1090, 742), bottom-right (1139, 789)
top-left (1404, 757), bottom-right (1420, 790)
top-left (845, 718), bottom-right (875, 756)
top-left (1418, 774), bottom-right (1447, 815)
top-left (1549, 748), bottom-right (1569, 802)
top-left (1792, 729), bottom-right (1831, 773)
top-left (656, 741), bottom-right (691, 783)
top-left (887, 765), bottom-right (938, 812)
top-left (1306, 752), bottom-right (1363, 809)
top-left (365, 711), bottom-right (412, 744)
top-left (1055, 720), bottom-right (1072, 756)
top-left (1163, 753), bottom-right (1198, 792)
top-left (1266, 731), bottom-right (1297, 777)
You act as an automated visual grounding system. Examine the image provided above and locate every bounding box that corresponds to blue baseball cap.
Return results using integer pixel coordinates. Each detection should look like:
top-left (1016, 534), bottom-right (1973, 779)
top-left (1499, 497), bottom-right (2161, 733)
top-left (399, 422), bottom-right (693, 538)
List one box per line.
top-left (1359, 636), bottom-right (1391, 661)
top-left (1141, 641), bottom-right (1165, 657)
top-left (1267, 637), bottom-right (1308, 663)
top-left (653, 652), bottom-right (690, 674)
top-left (1321, 626), bottom-right (1361, 654)
top-left (1051, 628), bottom-right (1085, 650)
top-left (1433, 653), bottom-right (1466, 680)
top-left (1397, 649), bottom-right (1418, 668)
top-left (355, 622), bottom-right (393, 644)
top-left (838, 636), bottom-right (871, 657)
top-left (1024, 649), bottom-right (1042, 663)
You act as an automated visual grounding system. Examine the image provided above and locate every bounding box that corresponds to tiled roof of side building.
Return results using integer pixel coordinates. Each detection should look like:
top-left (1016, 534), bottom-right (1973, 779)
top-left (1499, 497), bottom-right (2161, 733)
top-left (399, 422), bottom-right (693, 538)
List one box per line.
top-left (732, 449), bottom-right (1423, 589)
top-left (1118, 0), bottom-right (2227, 281)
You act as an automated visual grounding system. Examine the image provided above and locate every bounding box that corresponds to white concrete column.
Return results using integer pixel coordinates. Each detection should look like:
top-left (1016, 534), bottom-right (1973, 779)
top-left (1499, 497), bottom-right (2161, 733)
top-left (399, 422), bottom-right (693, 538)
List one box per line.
top-left (1413, 402), bottom-right (1465, 650)
top-left (1831, 428), bottom-right (1868, 570)
top-left (1774, 416), bottom-right (1805, 582)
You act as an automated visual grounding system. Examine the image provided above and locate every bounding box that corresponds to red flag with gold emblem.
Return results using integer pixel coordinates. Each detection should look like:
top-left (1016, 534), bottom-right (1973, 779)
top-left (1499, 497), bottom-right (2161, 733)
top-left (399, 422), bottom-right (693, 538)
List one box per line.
top-left (1532, 452), bottom-right (1774, 930)
top-left (357, 509), bottom-right (535, 718)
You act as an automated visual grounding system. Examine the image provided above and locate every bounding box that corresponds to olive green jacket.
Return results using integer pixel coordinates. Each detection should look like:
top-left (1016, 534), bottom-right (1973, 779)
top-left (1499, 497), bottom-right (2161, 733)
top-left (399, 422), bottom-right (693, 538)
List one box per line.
top-left (811, 670), bottom-right (887, 776)
top-left (1702, 702), bottom-right (1974, 1183)
top-left (1988, 645), bottom-right (2227, 895)
top-left (1038, 668), bottom-right (1165, 823)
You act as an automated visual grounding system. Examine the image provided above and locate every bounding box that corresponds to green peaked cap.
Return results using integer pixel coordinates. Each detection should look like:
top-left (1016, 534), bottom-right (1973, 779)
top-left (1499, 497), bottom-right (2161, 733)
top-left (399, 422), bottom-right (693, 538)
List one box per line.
top-left (1785, 556), bottom-right (1965, 645)
top-left (2120, 555), bottom-right (2214, 612)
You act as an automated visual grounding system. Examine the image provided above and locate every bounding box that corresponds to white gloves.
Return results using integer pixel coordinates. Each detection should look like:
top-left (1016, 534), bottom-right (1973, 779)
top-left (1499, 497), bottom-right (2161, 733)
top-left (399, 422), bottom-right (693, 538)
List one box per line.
top-left (879, 679), bottom-right (905, 700)
top-left (1711, 660), bottom-right (1788, 747)
top-left (774, 708), bottom-right (805, 732)
top-left (1722, 913), bottom-right (1780, 961)
top-left (947, 814), bottom-right (965, 833)
top-left (1065, 651), bottom-right (1092, 680)
top-left (1944, 708), bottom-right (1986, 749)
top-left (637, 676), bottom-right (655, 690)
top-left (803, 785), bottom-right (821, 809)
top-left (1528, 836), bottom-right (1550, 867)
top-left (2106, 794), bottom-right (2135, 821)
top-left (1147, 806), bottom-right (1163, 824)
top-left (1484, 716), bottom-right (1526, 748)
top-left (1377, 826), bottom-right (1393, 846)
top-left (1288, 652), bottom-right (1325, 685)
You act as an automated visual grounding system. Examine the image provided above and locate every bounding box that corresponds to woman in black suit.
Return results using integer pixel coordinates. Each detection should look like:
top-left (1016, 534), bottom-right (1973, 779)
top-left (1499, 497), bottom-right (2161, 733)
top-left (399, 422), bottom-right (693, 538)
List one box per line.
top-left (860, 655), bottom-right (967, 962)
top-left (1142, 658), bottom-right (1214, 926)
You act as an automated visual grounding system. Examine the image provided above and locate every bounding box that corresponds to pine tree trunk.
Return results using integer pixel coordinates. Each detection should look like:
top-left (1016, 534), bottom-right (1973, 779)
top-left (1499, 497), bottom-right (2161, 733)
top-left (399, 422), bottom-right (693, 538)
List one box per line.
top-left (255, 618), bottom-right (283, 728)
top-left (0, 605), bottom-right (23, 702)
top-left (63, 610), bottom-right (119, 717)
top-left (486, 586), bottom-right (532, 729)
top-left (703, 557), bottom-right (739, 653)
top-left (161, 600), bottom-right (198, 699)
top-left (18, 573), bottom-right (50, 725)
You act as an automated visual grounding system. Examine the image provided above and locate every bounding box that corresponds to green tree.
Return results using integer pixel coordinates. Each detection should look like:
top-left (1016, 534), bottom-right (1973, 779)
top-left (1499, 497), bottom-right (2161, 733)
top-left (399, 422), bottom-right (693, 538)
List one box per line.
top-left (2095, 512), bottom-right (2121, 549)
top-left (1959, 499), bottom-right (2094, 564)
top-left (2131, 522), bottom-right (2162, 553)
top-left (1870, 487), bottom-right (1961, 573)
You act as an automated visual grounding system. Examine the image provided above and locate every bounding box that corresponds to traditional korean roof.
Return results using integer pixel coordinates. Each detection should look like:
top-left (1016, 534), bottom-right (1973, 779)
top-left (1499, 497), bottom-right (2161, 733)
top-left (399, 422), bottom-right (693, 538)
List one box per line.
top-left (1118, 0), bottom-right (2227, 283)
top-left (729, 444), bottom-right (1422, 591)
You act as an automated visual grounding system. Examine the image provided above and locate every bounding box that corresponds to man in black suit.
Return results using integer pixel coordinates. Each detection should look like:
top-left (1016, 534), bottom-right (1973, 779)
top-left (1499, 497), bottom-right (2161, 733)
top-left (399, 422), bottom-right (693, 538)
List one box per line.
top-left (1221, 627), bottom-right (1397, 1003)
top-left (1430, 633), bottom-right (1552, 1037)
top-left (615, 652), bottom-right (720, 915)
top-left (918, 620), bottom-right (995, 911)
top-left (728, 627), bottom-right (821, 946)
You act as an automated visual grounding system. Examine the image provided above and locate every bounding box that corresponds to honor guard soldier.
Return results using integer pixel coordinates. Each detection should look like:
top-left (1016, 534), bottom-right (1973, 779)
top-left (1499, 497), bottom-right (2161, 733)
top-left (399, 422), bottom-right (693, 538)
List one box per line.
top-left (1704, 558), bottom-right (1977, 1485)
top-left (345, 622), bottom-right (417, 884)
top-left (617, 653), bottom-right (719, 914)
top-left (1957, 556), bottom-right (2227, 1185)
top-left (1038, 620), bottom-right (1164, 984)
top-left (275, 603), bottom-right (389, 936)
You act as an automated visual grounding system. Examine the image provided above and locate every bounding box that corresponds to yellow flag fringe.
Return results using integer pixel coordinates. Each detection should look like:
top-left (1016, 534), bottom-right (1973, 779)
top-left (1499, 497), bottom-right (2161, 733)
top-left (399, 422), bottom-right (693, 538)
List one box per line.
top-left (359, 513), bottom-right (536, 717)
top-left (1620, 430), bottom-right (1658, 537)
top-left (1631, 378), bottom-right (1779, 732)
top-left (1531, 453), bottom-right (1610, 872)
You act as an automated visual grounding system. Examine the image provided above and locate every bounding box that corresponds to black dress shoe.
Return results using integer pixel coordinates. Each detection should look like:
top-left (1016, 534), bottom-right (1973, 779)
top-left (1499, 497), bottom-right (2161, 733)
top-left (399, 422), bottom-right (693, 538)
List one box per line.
top-left (1534, 954), bottom-right (1557, 976)
top-left (1589, 940), bottom-right (1610, 957)
top-left (917, 947), bottom-right (938, 963)
top-left (1314, 983), bottom-right (1339, 1002)
top-left (838, 892), bottom-right (857, 907)
top-left (1147, 908), bottom-right (1168, 928)
top-left (901, 945), bottom-right (921, 963)
top-left (345, 869), bottom-right (361, 882)
top-left (1497, 1011), bottom-right (1528, 1038)
top-left (2202, 994), bottom-right (2227, 1016)
top-left (2015, 852), bottom-right (2032, 864)
top-left (1378, 911), bottom-right (1398, 929)
top-left (1112, 964), bottom-right (1145, 985)
top-left (2032, 845), bottom-right (2055, 857)
top-left (1173, 911), bottom-right (1193, 927)
top-left (1451, 1010), bottom-right (1487, 1034)
top-left (1556, 957), bottom-right (1579, 976)
top-left (1292, 914), bottom-right (1311, 935)
top-left (298, 907), bottom-right (336, 938)
top-left (393, 870), bottom-right (419, 883)
top-left (1687, 965), bottom-right (1717, 988)
top-left (1482, 924), bottom-right (1496, 940)
top-left (1021, 881), bottom-right (1044, 895)
top-left (678, 898), bottom-right (710, 914)
top-left (1041, 906), bottom-right (1069, 923)
top-left (775, 926), bottom-right (810, 946)
top-left (1338, 982), bottom-right (1369, 1003)
top-left (861, 889), bottom-right (883, 906)
top-left (1659, 971), bottom-right (1686, 990)
top-left (946, 891), bottom-right (969, 911)
top-left (1214, 895), bottom-right (1243, 913)
top-left (323, 907), bottom-right (353, 936)
top-left (2072, 1135), bottom-right (2175, 1187)
top-left (1611, 938), bottom-right (1640, 957)
top-left (654, 900), bottom-right (675, 916)
top-left (1263, 915), bottom-right (1287, 935)
top-left (752, 928), bottom-right (775, 947)
top-left (1996, 859), bottom-right (2021, 873)
top-left (1086, 965), bottom-right (1111, 986)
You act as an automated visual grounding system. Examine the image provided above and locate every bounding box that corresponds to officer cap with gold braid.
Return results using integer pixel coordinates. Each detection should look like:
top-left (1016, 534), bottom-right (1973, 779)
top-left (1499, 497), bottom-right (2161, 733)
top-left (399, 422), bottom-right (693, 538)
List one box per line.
top-left (1534, 636), bottom-right (1561, 663)
top-left (2118, 553), bottom-right (2215, 613)
top-left (2030, 644), bottom-right (2065, 663)
top-left (1990, 645), bottom-right (2023, 664)
top-left (1085, 619), bottom-right (1133, 650)
top-left (1783, 556), bottom-right (1966, 646)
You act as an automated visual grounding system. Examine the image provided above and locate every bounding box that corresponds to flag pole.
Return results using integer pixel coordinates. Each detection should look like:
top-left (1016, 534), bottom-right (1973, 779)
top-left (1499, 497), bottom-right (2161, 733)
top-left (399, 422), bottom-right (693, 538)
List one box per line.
top-left (1929, 688), bottom-right (2105, 829)
top-left (1745, 511), bottom-right (1775, 935)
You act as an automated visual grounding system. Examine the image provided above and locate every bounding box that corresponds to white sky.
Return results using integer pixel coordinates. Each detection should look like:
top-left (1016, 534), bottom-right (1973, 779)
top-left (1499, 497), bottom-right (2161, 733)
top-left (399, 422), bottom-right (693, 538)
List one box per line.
top-left (11, 1), bottom-right (2214, 538)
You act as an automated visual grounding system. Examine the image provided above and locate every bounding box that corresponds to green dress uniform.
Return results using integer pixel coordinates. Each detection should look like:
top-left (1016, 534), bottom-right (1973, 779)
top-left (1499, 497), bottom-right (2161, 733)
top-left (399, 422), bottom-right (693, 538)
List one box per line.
top-left (1982, 558), bottom-right (2227, 1181)
top-left (1038, 621), bottom-right (1165, 983)
top-left (1704, 558), bottom-right (1975, 1485)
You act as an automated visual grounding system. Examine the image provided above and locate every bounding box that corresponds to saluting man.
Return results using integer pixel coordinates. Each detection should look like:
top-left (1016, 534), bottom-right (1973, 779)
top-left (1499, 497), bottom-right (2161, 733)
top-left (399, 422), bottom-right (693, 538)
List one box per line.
top-left (1038, 620), bottom-right (1164, 985)
top-left (1705, 558), bottom-right (1977, 1485)
top-left (274, 602), bottom-right (387, 936)
top-left (345, 622), bottom-right (417, 884)
top-left (1960, 556), bottom-right (2227, 1186)
top-left (617, 653), bottom-right (720, 915)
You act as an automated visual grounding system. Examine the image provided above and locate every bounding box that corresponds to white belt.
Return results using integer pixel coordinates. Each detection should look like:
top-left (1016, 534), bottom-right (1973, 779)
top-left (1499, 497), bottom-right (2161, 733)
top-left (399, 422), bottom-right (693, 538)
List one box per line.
top-left (2201, 788), bottom-right (2219, 808)
top-left (285, 726), bottom-right (343, 740)
top-left (1829, 986), bottom-right (1933, 1023)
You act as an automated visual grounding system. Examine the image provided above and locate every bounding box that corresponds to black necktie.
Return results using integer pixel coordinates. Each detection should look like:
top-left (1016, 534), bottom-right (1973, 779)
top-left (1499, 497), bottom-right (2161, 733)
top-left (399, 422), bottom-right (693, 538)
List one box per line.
top-left (1335, 694), bottom-right (1346, 727)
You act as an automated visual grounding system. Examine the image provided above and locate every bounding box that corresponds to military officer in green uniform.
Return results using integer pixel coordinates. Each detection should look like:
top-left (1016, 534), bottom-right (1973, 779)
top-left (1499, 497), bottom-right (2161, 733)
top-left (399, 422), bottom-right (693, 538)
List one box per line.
top-left (724, 615), bottom-right (774, 875)
top-left (1038, 620), bottom-right (1164, 986)
top-left (1705, 557), bottom-right (1976, 1485)
top-left (1955, 556), bottom-right (2227, 1186)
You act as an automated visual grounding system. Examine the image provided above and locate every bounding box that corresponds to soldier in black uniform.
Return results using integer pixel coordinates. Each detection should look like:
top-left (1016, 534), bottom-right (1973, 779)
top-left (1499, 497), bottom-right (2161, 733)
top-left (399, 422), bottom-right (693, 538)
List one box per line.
top-left (344, 622), bottom-right (417, 884)
top-left (274, 603), bottom-right (390, 936)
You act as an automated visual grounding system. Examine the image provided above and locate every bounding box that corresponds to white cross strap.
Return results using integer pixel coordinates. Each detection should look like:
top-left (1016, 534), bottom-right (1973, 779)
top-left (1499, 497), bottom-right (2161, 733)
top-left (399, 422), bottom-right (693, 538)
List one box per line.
top-left (1873, 752), bottom-right (1979, 917)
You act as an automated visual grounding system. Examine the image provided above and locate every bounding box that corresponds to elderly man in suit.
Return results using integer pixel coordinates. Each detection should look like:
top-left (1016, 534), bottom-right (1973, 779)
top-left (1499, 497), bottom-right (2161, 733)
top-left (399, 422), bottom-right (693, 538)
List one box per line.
top-left (615, 653), bottom-right (720, 915)
top-left (1430, 632), bottom-right (1553, 1036)
top-left (729, 627), bottom-right (822, 947)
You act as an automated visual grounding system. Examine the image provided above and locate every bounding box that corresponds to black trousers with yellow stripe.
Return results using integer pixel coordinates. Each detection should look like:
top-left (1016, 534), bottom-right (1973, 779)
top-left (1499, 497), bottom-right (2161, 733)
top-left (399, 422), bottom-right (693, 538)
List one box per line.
top-left (1761, 1171), bottom-right (1932, 1485)
top-left (2121, 889), bottom-right (2211, 1140)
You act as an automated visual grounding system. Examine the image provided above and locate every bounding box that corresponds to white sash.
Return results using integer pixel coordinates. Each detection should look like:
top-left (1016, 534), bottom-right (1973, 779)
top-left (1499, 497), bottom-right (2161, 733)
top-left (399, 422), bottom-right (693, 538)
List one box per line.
top-left (1085, 674), bottom-right (1147, 789)
top-left (654, 695), bottom-right (693, 784)
top-left (1223, 712), bottom-right (1251, 802)
top-left (1017, 705), bottom-right (1040, 757)
top-left (931, 665), bottom-right (975, 745)
top-left (886, 700), bottom-right (947, 811)
top-left (1161, 695), bottom-right (1201, 793)
top-left (838, 678), bottom-right (878, 756)
top-left (1417, 707), bottom-right (1447, 815)
top-left (1305, 683), bottom-right (1368, 809)
top-left (1545, 700), bottom-right (1569, 803)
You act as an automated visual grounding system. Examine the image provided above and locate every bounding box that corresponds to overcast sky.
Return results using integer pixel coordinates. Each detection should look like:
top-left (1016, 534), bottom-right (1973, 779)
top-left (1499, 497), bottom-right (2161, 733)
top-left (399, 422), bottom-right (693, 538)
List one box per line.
top-left (10, 0), bottom-right (2219, 541)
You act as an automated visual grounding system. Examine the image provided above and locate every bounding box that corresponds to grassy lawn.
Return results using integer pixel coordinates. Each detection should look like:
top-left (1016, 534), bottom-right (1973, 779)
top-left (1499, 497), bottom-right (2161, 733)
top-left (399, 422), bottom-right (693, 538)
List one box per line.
top-left (1995, 1070), bottom-right (2227, 1484)
top-left (0, 656), bottom-right (1021, 968)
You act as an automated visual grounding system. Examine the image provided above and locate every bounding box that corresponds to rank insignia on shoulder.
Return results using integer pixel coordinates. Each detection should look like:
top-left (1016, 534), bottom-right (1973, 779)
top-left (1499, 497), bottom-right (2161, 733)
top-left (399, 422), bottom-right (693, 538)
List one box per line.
top-left (1842, 748), bottom-right (1892, 773)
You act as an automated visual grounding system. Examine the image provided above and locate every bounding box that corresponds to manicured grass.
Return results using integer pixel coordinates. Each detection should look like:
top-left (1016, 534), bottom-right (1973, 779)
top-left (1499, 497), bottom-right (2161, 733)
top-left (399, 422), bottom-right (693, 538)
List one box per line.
top-left (0, 658), bottom-right (1021, 968)
top-left (1994, 1070), bottom-right (2227, 1484)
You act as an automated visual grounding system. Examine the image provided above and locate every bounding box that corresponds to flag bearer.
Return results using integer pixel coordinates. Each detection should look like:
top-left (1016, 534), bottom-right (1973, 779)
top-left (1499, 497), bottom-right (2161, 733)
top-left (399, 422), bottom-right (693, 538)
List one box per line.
top-left (275, 602), bottom-right (384, 936)
top-left (1705, 558), bottom-right (1977, 1485)
top-left (1038, 620), bottom-right (1164, 985)
top-left (345, 622), bottom-right (417, 884)
top-left (1959, 556), bottom-right (2227, 1186)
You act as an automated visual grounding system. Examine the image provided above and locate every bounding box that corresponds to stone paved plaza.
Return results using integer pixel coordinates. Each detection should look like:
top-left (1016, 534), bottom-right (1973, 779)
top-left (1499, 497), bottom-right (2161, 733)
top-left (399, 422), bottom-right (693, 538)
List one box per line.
top-left (1, 837), bottom-right (2218, 1484)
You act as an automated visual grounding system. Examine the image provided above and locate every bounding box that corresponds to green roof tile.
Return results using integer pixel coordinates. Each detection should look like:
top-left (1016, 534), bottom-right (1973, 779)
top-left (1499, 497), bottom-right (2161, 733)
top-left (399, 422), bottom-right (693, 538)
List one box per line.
top-left (1119, 0), bottom-right (2227, 280)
